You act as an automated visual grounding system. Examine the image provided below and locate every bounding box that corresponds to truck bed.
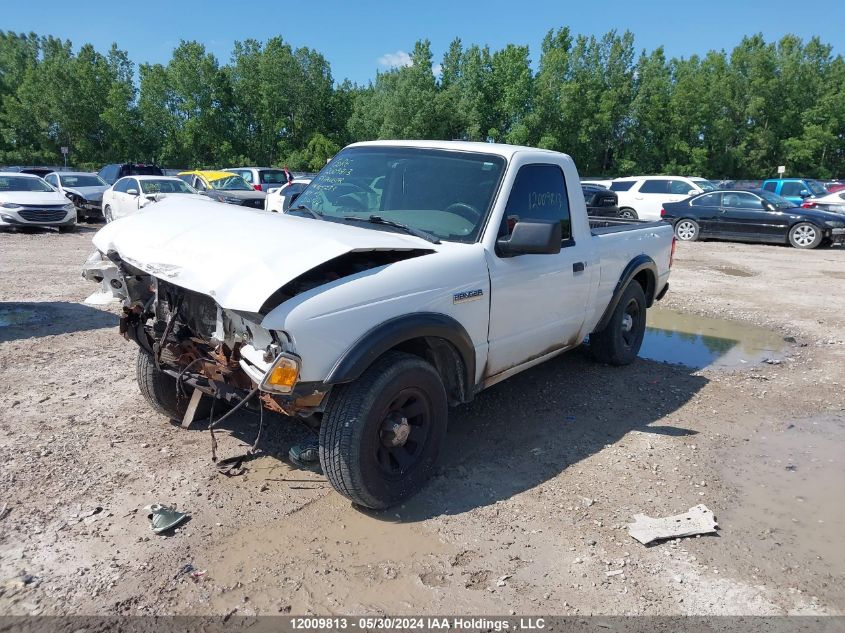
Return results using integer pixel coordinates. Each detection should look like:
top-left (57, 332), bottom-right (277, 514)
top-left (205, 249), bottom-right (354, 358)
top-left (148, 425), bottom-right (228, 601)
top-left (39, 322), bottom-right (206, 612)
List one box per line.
top-left (589, 217), bottom-right (668, 235)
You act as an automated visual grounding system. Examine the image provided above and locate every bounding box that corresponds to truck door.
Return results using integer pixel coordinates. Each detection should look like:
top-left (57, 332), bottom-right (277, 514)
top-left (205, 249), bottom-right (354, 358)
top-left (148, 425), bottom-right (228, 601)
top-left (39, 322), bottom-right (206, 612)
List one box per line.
top-left (484, 163), bottom-right (594, 378)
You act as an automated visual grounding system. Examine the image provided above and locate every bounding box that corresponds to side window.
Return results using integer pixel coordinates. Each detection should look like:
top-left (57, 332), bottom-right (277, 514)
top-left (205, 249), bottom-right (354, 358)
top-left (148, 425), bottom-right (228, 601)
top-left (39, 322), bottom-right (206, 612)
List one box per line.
top-left (669, 180), bottom-right (694, 194)
top-left (234, 169), bottom-right (252, 183)
top-left (127, 178), bottom-right (140, 193)
top-left (193, 177), bottom-right (207, 191)
top-left (609, 180), bottom-right (635, 192)
top-left (780, 182), bottom-right (803, 197)
top-left (176, 175), bottom-right (192, 185)
top-left (45, 174), bottom-right (58, 187)
top-left (691, 192), bottom-right (721, 207)
top-left (735, 193), bottom-right (763, 209)
top-left (113, 178), bottom-right (129, 193)
top-left (762, 181), bottom-right (777, 192)
top-left (639, 179), bottom-right (670, 194)
top-left (502, 164), bottom-right (571, 243)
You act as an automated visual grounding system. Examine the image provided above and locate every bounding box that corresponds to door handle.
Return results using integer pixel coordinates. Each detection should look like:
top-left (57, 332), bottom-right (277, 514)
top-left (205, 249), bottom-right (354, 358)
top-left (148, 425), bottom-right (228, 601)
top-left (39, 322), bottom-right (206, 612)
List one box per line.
top-left (573, 262), bottom-right (585, 273)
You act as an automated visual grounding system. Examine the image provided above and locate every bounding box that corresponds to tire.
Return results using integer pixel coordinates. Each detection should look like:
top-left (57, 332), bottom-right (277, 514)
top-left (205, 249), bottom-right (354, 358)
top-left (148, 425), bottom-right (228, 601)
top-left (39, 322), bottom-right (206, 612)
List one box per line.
top-left (319, 351), bottom-right (448, 510)
top-left (590, 281), bottom-right (647, 366)
top-left (104, 206), bottom-right (114, 223)
top-left (788, 222), bottom-right (822, 249)
top-left (619, 207), bottom-right (638, 220)
top-left (136, 349), bottom-right (210, 421)
top-left (674, 218), bottom-right (700, 241)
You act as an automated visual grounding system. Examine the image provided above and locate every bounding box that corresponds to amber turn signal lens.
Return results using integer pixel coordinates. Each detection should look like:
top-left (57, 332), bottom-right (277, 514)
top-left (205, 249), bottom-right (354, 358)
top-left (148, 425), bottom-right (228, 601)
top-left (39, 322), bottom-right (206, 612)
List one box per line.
top-left (260, 354), bottom-right (300, 394)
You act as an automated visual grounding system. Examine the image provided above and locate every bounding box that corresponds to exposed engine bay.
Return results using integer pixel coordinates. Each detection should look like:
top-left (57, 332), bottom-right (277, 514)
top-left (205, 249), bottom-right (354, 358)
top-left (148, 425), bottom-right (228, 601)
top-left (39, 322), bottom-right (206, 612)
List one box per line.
top-left (84, 247), bottom-right (433, 418)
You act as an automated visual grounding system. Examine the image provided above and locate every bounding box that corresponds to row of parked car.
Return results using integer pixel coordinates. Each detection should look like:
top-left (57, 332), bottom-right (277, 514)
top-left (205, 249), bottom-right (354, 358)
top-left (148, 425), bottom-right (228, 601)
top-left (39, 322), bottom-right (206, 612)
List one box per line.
top-left (0, 163), bottom-right (316, 230)
top-left (580, 175), bottom-right (845, 249)
top-left (2, 161), bottom-right (843, 249)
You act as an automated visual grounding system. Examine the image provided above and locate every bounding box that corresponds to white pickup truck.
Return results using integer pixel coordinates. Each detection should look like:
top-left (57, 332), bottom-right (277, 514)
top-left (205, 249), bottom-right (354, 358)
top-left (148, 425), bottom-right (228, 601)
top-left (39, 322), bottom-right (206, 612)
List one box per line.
top-left (84, 140), bottom-right (674, 509)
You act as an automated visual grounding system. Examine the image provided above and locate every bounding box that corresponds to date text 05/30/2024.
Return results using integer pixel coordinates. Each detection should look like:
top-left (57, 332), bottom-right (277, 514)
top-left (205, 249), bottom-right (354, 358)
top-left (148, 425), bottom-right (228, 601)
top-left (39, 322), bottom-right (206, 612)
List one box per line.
top-left (290, 617), bottom-right (546, 631)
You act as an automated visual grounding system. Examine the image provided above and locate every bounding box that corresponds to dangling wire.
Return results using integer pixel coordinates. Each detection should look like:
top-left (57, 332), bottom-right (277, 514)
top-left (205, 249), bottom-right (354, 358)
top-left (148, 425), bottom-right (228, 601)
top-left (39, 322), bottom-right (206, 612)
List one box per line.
top-left (250, 402), bottom-right (265, 454)
top-left (207, 387), bottom-right (260, 463)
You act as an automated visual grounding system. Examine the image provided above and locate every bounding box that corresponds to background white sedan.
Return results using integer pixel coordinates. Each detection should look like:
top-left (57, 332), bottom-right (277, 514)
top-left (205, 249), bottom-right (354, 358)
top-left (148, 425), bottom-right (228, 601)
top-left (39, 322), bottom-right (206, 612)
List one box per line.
top-left (0, 172), bottom-right (76, 231)
top-left (265, 178), bottom-right (312, 213)
top-left (103, 176), bottom-right (207, 222)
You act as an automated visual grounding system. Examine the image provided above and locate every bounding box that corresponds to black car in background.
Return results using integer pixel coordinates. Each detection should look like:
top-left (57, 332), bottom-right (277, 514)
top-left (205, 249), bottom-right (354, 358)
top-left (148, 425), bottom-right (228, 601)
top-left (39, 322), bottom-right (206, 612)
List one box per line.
top-left (661, 189), bottom-right (845, 249)
top-left (582, 184), bottom-right (620, 218)
top-left (97, 163), bottom-right (164, 185)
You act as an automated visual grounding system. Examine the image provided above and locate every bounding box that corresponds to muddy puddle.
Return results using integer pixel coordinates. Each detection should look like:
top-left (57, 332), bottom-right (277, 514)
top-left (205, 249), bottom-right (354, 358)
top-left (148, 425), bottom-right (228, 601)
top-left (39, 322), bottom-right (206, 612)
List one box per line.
top-left (200, 461), bottom-right (455, 613)
top-left (641, 308), bottom-right (787, 369)
top-left (716, 414), bottom-right (845, 604)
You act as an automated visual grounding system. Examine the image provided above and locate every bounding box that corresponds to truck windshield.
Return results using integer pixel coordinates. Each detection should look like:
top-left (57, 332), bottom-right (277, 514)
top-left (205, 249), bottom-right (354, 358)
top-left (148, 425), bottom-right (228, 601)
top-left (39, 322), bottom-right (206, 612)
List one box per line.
top-left (291, 146), bottom-right (506, 243)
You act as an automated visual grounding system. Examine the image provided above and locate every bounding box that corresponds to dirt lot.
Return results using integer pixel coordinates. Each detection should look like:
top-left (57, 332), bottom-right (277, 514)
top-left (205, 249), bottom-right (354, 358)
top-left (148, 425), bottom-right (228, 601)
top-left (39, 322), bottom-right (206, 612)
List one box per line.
top-left (0, 227), bottom-right (843, 616)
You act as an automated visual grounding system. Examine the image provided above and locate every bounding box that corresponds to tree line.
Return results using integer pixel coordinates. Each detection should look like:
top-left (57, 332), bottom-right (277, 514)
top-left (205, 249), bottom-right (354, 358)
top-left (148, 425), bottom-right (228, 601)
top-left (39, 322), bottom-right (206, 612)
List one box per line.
top-left (1, 28), bottom-right (843, 178)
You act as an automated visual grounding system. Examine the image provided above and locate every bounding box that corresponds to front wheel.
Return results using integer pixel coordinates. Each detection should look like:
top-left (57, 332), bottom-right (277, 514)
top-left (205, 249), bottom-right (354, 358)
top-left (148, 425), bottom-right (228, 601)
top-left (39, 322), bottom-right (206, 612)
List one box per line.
top-left (137, 349), bottom-right (210, 421)
top-left (674, 218), bottom-right (700, 241)
top-left (788, 222), bottom-right (822, 249)
top-left (590, 281), bottom-right (647, 366)
top-left (319, 351), bottom-right (448, 510)
top-left (619, 207), bottom-right (639, 220)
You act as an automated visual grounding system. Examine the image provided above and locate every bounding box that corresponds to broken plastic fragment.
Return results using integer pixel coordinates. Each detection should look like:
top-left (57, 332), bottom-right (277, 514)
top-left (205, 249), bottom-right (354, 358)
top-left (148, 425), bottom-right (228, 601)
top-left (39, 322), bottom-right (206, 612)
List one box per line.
top-left (145, 504), bottom-right (189, 534)
top-left (627, 504), bottom-right (718, 545)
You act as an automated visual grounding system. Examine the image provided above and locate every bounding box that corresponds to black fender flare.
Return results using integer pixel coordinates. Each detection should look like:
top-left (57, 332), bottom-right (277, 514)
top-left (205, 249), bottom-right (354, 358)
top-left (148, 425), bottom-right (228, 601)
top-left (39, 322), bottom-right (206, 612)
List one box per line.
top-left (593, 255), bottom-right (657, 333)
top-left (324, 312), bottom-right (476, 391)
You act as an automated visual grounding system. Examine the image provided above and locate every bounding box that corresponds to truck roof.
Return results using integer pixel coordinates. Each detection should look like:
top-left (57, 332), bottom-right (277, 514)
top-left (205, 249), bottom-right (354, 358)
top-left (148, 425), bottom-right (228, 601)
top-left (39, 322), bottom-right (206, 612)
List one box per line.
top-left (348, 139), bottom-right (568, 160)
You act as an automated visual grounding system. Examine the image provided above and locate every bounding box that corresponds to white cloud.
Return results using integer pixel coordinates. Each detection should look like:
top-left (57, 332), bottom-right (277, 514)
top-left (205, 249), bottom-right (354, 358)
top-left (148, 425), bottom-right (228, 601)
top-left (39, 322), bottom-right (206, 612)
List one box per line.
top-left (432, 63), bottom-right (443, 77)
top-left (377, 50), bottom-right (413, 68)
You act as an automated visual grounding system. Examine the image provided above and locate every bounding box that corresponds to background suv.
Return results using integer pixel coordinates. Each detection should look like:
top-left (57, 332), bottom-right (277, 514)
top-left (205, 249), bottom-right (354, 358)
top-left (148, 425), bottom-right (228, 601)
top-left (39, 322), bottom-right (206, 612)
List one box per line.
top-left (224, 167), bottom-right (293, 192)
top-left (97, 163), bottom-right (164, 186)
top-left (609, 176), bottom-right (716, 220)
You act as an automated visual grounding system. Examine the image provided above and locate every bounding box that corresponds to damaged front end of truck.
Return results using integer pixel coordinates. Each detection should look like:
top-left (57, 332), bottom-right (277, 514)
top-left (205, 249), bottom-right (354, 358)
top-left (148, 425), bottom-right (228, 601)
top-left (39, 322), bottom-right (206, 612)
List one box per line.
top-left (83, 249), bottom-right (327, 421)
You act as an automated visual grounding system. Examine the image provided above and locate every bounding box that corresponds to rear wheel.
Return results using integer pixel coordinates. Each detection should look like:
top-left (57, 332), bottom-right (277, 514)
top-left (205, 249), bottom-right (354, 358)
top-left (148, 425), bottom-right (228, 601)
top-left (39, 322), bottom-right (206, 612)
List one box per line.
top-left (319, 351), bottom-right (448, 509)
top-left (590, 282), bottom-right (647, 366)
top-left (619, 207), bottom-right (638, 220)
top-left (674, 219), bottom-right (700, 241)
top-left (137, 349), bottom-right (210, 421)
top-left (788, 222), bottom-right (822, 249)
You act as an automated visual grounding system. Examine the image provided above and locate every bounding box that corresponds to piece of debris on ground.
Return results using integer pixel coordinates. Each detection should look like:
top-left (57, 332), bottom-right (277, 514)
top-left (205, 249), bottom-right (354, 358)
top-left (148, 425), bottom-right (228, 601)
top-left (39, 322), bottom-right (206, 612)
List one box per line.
top-left (628, 504), bottom-right (718, 545)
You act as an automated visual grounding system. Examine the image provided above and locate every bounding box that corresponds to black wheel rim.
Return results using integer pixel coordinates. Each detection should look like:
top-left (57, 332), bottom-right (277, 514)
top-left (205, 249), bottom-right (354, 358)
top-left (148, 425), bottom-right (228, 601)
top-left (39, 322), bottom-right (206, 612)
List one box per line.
top-left (375, 387), bottom-right (431, 478)
top-left (621, 298), bottom-right (641, 348)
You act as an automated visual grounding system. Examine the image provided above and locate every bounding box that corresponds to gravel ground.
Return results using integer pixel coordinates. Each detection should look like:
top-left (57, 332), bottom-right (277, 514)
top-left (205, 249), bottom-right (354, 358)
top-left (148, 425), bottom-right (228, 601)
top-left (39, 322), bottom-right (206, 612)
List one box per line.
top-left (0, 227), bottom-right (843, 616)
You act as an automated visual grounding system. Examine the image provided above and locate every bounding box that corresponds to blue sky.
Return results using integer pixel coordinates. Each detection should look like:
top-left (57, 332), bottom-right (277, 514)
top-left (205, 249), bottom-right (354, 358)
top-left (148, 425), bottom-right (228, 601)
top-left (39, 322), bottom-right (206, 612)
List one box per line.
top-left (4, 0), bottom-right (841, 84)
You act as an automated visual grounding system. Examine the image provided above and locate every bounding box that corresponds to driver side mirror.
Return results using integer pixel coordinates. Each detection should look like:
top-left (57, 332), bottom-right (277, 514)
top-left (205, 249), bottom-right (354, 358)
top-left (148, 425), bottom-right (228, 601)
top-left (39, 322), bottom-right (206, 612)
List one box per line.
top-left (799, 190), bottom-right (811, 198)
top-left (126, 188), bottom-right (138, 196)
top-left (496, 220), bottom-right (562, 257)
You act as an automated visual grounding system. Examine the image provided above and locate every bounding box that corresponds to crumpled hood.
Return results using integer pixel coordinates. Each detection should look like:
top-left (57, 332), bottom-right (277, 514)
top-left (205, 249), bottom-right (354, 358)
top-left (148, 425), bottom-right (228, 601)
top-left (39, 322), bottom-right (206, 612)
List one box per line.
top-left (66, 185), bottom-right (107, 202)
top-left (92, 197), bottom-right (437, 312)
